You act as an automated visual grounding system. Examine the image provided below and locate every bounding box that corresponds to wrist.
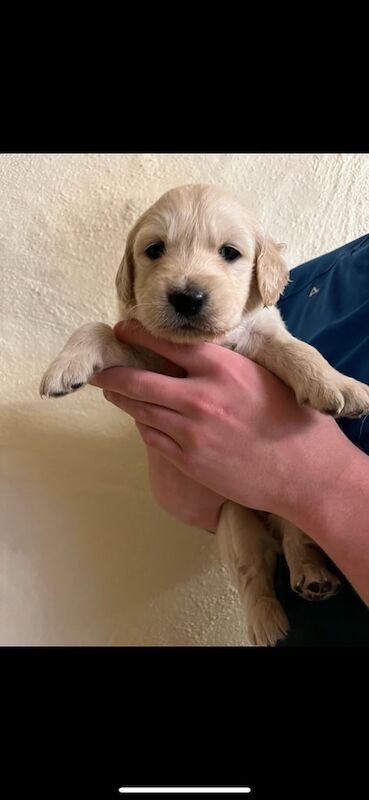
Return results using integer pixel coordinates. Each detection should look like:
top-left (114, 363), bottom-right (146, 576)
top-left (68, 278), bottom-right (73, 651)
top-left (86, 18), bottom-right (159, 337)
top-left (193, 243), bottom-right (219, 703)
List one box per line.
top-left (281, 419), bottom-right (367, 540)
top-left (274, 416), bottom-right (359, 528)
top-left (286, 433), bottom-right (369, 604)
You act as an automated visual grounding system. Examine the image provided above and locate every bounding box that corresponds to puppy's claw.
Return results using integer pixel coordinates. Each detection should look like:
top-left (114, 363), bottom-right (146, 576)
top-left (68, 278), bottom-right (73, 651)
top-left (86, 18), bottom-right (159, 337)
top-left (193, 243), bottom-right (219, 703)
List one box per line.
top-left (39, 358), bottom-right (97, 399)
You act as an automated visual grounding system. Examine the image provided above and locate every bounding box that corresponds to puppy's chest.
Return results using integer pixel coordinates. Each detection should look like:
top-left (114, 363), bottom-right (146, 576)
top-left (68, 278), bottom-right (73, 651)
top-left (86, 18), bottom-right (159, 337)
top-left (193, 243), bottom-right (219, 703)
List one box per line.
top-left (221, 307), bottom-right (285, 358)
top-left (222, 320), bottom-right (258, 358)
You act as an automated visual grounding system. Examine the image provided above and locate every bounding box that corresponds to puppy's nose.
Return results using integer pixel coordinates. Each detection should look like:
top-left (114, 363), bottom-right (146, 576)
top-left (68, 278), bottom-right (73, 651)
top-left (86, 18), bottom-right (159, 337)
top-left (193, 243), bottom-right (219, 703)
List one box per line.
top-left (168, 287), bottom-right (207, 317)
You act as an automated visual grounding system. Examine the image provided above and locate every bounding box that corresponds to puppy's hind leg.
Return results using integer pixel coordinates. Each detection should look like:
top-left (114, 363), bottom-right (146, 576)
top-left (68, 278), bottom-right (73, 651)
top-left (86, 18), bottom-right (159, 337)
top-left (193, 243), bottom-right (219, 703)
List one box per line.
top-left (217, 501), bottom-right (289, 646)
top-left (272, 516), bottom-right (341, 602)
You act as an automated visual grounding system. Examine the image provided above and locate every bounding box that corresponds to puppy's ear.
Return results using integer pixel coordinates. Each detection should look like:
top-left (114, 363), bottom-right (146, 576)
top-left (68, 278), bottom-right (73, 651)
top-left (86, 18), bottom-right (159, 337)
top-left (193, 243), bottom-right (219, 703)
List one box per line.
top-left (115, 227), bottom-right (136, 308)
top-left (255, 236), bottom-right (289, 307)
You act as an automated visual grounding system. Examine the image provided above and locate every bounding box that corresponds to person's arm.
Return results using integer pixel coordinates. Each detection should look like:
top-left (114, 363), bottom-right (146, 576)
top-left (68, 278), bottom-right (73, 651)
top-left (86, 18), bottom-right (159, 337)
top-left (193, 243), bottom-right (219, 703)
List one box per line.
top-left (291, 447), bottom-right (369, 605)
top-left (90, 321), bottom-right (369, 606)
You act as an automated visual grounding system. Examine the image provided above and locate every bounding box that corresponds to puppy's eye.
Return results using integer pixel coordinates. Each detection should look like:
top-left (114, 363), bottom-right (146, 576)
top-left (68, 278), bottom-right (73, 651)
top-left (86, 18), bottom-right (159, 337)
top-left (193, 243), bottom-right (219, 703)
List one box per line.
top-left (145, 242), bottom-right (165, 260)
top-left (219, 245), bottom-right (241, 262)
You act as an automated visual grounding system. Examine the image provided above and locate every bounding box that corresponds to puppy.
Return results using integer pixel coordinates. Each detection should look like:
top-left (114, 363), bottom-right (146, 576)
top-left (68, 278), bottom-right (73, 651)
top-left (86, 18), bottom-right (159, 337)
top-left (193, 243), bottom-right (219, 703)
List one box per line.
top-left (40, 184), bottom-right (369, 645)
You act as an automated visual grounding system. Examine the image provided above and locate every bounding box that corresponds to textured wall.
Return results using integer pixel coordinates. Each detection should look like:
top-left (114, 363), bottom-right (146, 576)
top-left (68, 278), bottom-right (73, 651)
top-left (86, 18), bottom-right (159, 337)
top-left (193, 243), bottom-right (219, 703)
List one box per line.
top-left (1, 153), bottom-right (369, 644)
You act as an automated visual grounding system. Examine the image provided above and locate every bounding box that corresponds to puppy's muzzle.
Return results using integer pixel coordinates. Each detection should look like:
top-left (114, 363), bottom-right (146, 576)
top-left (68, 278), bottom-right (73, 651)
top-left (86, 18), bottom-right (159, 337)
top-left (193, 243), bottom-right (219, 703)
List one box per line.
top-left (167, 286), bottom-right (208, 318)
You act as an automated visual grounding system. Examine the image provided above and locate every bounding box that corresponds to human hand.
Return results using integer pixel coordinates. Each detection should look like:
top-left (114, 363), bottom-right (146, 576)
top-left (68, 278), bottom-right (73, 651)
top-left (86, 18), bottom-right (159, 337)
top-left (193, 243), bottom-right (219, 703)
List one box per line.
top-left (144, 449), bottom-right (225, 531)
top-left (89, 322), bottom-right (355, 525)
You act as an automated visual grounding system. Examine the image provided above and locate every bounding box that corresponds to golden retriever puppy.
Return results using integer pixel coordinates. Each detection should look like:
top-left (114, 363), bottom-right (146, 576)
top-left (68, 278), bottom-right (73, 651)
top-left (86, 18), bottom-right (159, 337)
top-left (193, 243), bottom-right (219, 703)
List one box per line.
top-left (40, 184), bottom-right (369, 645)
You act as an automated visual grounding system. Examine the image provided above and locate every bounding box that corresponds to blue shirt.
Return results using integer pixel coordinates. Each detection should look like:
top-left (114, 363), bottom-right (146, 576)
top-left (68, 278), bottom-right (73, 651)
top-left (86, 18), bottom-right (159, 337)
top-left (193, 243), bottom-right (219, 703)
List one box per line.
top-left (275, 235), bottom-right (369, 645)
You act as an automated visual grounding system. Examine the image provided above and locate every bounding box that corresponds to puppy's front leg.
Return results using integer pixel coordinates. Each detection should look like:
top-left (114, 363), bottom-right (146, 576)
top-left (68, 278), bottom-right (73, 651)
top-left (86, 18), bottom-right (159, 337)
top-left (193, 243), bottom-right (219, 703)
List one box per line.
top-left (250, 330), bottom-right (369, 418)
top-left (40, 322), bottom-right (147, 398)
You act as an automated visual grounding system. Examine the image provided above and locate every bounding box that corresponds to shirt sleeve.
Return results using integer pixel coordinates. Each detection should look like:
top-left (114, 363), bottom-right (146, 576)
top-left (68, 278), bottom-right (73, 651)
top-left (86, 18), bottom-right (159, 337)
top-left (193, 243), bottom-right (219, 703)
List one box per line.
top-left (277, 234), bottom-right (369, 454)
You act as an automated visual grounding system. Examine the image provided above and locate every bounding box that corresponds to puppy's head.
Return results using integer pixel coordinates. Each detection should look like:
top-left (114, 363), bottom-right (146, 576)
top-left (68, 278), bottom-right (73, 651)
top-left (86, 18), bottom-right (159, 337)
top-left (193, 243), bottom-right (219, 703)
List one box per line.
top-left (116, 184), bottom-right (289, 343)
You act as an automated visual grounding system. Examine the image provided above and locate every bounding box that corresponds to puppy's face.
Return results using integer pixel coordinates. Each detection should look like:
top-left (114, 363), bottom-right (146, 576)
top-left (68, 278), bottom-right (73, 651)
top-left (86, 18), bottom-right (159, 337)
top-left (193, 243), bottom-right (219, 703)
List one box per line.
top-left (116, 185), bottom-right (288, 343)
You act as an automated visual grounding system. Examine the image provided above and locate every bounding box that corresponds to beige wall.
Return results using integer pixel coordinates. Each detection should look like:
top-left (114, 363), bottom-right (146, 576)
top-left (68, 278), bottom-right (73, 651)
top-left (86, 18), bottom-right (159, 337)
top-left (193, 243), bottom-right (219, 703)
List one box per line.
top-left (1, 153), bottom-right (369, 644)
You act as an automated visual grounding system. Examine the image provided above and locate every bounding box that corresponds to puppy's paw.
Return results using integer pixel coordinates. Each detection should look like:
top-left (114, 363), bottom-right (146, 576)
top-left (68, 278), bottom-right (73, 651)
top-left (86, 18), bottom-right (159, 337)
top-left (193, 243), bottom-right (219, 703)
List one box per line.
top-left (334, 376), bottom-right (369, 418)
top-left (40, 354), bottom-right (102, 398)
top-left (297, 373), bottom-right (369, 418)
top-left (292, 566), bottom-right (341, 601)
top-left (296, 379), bottom-right (346, 416)
top-left (246, 597), bottom-right (289, 647)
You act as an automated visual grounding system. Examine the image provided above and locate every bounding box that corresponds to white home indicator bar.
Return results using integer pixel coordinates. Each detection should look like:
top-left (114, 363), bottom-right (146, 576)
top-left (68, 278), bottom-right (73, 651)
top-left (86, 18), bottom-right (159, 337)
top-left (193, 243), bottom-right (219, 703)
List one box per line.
top-left (119, 789), bottom-right (251, 795)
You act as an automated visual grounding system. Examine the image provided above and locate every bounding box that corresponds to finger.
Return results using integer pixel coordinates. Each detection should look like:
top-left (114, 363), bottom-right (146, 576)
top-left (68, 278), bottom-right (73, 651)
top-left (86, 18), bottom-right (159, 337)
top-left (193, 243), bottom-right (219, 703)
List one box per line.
top-left (135, 422), bottom-right (184, 461)
top-left (104, 391), bottom-right (187, 447)
top-left (113, 320), bottom-right (221, 375)
top-left (90, 366), bottom-right (188, 413)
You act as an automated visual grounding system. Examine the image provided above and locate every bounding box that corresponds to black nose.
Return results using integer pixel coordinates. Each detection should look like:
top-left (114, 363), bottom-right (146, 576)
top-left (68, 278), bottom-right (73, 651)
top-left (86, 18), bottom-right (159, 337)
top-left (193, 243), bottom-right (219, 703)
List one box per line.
top-left (168, 287), bottom-right (207, 317)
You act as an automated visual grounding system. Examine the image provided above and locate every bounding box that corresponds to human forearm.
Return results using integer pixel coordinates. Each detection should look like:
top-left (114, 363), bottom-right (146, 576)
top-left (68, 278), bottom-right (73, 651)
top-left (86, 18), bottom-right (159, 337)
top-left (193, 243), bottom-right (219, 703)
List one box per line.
top-left (282, 432), bottom-right (369, 606)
